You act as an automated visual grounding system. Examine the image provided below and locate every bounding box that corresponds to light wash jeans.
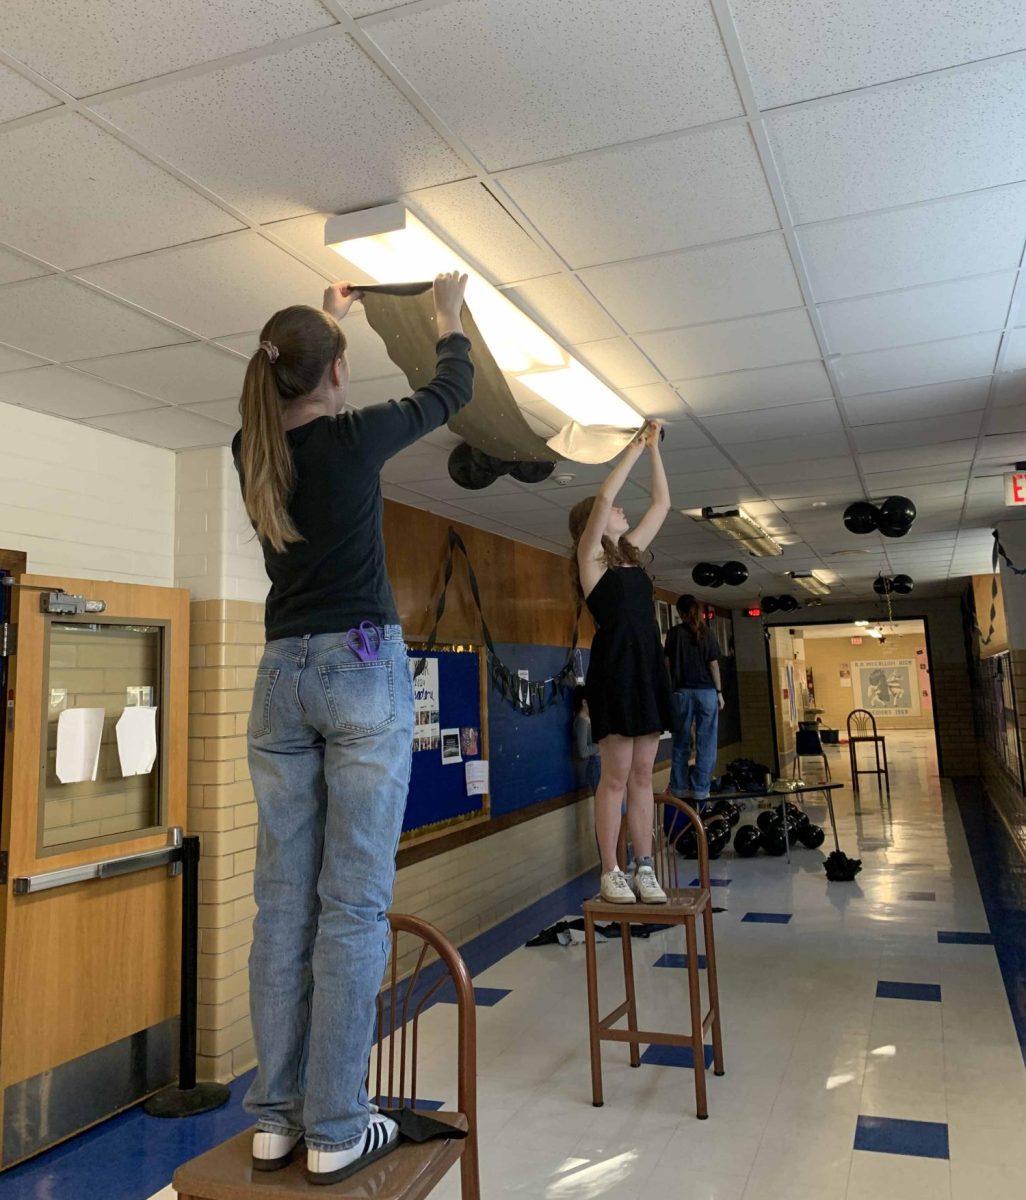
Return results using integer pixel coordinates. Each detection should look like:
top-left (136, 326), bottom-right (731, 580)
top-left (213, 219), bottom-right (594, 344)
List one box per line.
top-left (243, 627), bottom-right (413, 1152)
top-left (670, 688), bottom-right (719, 800)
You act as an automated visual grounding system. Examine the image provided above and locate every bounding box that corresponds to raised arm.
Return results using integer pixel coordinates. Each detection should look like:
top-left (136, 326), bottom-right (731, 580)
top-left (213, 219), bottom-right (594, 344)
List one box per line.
top-left (624, 420), bottom-right (671, 553)
top-left (576, 429), bottom-right (646, 596)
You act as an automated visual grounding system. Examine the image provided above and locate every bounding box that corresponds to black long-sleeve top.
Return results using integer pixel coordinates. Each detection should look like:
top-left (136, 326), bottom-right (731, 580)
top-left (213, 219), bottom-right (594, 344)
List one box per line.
top-left (233, 332), bottom-right (473, 641)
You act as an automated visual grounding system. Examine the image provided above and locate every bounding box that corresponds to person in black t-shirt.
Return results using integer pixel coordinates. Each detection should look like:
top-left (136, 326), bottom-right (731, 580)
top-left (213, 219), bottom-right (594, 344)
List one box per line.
top-left (664, 595), bottom-right (724, 805)
top-left (234, 274), bottom-right (471, 1184)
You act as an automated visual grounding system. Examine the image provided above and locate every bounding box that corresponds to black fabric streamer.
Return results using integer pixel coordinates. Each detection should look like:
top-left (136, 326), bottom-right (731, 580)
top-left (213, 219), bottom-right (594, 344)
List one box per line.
top-left (967, 530), bottom-right (1026, 647)
top-left (414, 526), bottom-right (581, 715)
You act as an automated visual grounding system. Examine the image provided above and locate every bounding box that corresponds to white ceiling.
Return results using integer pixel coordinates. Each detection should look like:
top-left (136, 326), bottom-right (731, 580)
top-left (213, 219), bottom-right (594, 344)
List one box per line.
top-left (798, 619), bottom-right (926, 641)
top-left (0, 0), bottom-right (1025, 602)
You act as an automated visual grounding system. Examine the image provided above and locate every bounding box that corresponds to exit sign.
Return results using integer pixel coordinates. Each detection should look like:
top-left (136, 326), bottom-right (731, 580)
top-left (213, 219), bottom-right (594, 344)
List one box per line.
top-left (851, 636), bottom-right (862, 645)
top-left (1005, 472), bottom-right (1026, 506)
top-left (746, 607), bottom-right (762, 618)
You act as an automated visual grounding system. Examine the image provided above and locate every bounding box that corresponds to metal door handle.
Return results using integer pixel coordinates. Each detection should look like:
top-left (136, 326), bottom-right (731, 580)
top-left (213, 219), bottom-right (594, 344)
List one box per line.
top-left (12, 827), bottom-right (184, 894)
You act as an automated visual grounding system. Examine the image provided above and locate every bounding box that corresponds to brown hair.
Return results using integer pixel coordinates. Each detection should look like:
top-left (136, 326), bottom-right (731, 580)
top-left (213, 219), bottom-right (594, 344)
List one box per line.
top-left (567, 495), bottom-right (646, 600)
top-left (238, 305), bottom-right (345, 553)
top-left (676, 593), bottom-right (706, 640)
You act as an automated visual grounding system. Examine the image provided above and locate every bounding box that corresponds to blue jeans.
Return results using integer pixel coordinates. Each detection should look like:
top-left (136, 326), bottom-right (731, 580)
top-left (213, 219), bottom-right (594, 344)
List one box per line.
top-left (670, 688), bottom-right (719, 799)
top-left (244, 627), bottom-right (413, 1152)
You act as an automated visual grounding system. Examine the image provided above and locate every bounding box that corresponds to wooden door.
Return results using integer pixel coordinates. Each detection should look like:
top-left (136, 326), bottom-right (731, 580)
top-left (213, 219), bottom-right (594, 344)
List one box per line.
top-left (0, 574), bottom-right (189, 1167)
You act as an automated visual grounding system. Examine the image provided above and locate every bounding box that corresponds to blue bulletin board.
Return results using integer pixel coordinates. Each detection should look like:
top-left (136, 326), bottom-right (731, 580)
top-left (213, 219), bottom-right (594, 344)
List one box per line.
top-left (403, 646), bottom-right (487, 838)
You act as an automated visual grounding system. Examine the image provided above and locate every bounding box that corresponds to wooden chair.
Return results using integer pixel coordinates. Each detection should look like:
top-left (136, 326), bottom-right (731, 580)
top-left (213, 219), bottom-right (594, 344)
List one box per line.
top-left (847, 708), bottom-right (890, 795)
top-left (172, 913), bottom-right (479, 1200)
top-left (793, 726), bottom-right (831, 782)
top-left (583, 797), bottom-right (724, 1120)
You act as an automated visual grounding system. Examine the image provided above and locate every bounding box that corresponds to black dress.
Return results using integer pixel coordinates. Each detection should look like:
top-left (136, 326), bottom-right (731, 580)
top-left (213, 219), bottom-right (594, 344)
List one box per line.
top-left (584, 567), bottom-right (675, 741)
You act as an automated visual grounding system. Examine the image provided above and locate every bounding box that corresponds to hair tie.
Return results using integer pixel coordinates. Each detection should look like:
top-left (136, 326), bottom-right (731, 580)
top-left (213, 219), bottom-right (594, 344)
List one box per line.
top-left (259, 340), bottom-right (279, 364)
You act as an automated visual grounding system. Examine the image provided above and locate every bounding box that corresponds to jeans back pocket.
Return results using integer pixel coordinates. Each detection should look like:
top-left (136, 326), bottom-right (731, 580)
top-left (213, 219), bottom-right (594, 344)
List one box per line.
top-left (318, 660), bottom-right (396, 735)
top-left (249, 666), bottom-right (280, 738)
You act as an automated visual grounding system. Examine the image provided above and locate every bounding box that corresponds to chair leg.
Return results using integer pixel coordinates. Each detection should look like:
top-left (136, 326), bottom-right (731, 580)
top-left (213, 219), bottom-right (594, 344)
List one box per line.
top-left (702, 904), bottom-right (725, 1077)
top-left (460, 1133), bottom-right (481, 1200)
top-left (583, 911), bottom-right (604, 1107)
top-left (881, 738), bottom-right (890, 795)
top-left (685, 917), bottom-right (708, 1119)
top-left (620, 921), bottom-right (641, 1068)
top-left (849, 742), bottom-right (858, 791)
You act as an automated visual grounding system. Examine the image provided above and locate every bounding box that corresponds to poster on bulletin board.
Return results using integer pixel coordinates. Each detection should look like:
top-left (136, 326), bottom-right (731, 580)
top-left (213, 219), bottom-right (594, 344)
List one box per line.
top-left (403, 646), bottom-right (488, 840)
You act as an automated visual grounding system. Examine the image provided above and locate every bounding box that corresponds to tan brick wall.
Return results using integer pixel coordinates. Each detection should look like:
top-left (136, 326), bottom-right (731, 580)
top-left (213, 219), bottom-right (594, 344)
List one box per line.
top-left (931, 661), bottom-right (978, 775)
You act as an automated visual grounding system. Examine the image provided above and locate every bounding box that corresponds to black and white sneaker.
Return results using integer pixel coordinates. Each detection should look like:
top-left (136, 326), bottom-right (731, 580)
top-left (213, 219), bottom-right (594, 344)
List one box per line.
top-left (307, 1114), bottom-right (399, 1185)
top-left (252, 1128), bottom-right (303, 1171)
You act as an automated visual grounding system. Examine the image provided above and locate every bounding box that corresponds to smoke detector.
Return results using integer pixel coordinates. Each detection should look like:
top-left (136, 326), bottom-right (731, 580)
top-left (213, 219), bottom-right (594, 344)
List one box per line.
top-left (554, 474), bottom-right (575, 486)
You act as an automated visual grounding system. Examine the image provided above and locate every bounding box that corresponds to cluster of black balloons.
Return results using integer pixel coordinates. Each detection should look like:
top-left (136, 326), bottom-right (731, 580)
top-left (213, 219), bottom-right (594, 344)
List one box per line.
top-left (761, 594), bottom-right (800, 613)
top-left (691, 561), bottom-right (750, 588)
top-left (448, 442), bottom-right (556, 490)
top-left (843, 496), bottom-right (917, 538)
top-left (873, 574), bottom-right (915, 595)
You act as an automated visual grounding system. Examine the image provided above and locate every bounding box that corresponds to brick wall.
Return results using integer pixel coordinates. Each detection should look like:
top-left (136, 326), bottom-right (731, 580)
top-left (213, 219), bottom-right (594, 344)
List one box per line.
top-left (931, 661), bottom-right (978, 775)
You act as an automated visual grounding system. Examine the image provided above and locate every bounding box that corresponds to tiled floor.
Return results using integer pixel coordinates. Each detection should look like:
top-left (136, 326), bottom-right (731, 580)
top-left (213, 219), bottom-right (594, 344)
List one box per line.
top-left (4, 729), bottom-right (1026, 1200)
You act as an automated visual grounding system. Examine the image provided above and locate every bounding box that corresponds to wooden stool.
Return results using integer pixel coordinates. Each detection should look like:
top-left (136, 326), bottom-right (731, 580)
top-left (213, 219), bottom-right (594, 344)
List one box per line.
top-left (847, 708), bottom-right (890, 795)
top-left (173, 913), bottom-right (479, 1200)
top-left (583, 797), bottom-right (724, 1119)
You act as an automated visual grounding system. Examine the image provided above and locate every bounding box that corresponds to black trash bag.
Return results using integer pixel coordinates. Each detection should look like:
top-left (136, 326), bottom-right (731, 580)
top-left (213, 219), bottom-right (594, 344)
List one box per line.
top-left (824, 850), bottom-right (862, 881)
top-left (723, 758), bottom-right (771, 793)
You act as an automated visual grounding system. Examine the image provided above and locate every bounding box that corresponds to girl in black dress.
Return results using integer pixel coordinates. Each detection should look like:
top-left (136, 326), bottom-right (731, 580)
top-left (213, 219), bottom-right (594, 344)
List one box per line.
top-left (568, 420), bottom-right (674, 904)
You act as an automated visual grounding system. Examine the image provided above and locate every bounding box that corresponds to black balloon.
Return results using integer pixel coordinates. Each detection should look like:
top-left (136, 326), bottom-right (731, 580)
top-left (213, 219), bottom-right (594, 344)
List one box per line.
top-left (510, 460), bottom-right (556, 484)
top-left (778, 594), bottom-right (800, 612)
top-left (722, 560), bottom-right (750, 586)
top-left (843, 501), bottom-right (880, 535)
top-left (761, 595), bottom-right (780, 613)
top-left (692, 562), bottom-right (723, 588)
top-left (733, 825), bottom-right (762, 857)
top-left (880, 494), bottom-right (916, 525)
top-left (448, 442), bottom-right (498, 490)
top-left (470, 446), bottom-right (516, 477)
top-left (873, 575), bottom-right (893, 595)
top-left (891, 574), bottom-right (914, 595)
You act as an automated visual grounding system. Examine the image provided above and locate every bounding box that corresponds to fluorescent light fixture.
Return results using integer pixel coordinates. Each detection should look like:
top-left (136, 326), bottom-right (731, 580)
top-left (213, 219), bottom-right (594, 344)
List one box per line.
top-left (854, 620), bottom-right (869, 627)
top-left (699, 506), bottom-right (783, 557)
top-left (325, 205), bottom-right (640, 426)
top-left (788, 571), bottom-right (831, 596)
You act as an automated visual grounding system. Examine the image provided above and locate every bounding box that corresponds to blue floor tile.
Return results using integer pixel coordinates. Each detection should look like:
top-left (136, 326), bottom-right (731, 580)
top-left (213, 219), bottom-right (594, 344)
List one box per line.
top-left (854, 1115), bottom-right (949, 1159)
top-left (654, 952), bottom-right (707, 969)
top-left (372, 1096), bottom-right (444, 1112)
top-left (689, 878), bottom-right (732, 887)
top-left (903, 891), bottom-right (936, 901)
top-left (640, 1044), bottom-right (715, 1069)
top-left (876, 980), bottom-right (942, 1002)
top-left (437, 985), bottom-right (511, 1007)
top-left (742, 912), bottom-right (792, 924)
top-left (937, 930), bottom-right (994, 945)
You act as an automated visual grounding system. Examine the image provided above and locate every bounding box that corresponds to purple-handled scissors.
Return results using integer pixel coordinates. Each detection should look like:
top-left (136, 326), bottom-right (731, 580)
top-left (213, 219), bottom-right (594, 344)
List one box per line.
top-left (346, 621), bottom-right (381, 663)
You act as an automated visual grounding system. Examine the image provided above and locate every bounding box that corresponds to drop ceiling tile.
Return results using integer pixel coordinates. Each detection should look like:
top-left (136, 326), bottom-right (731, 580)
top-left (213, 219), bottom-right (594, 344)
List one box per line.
top-left (261, 212), bottom-right (380, 285)
top-left (677, 360), bottom-right (832, 415)
top-left (866, 463), bottom-right (973, 487)
top-left (799, 185), bottom-right (1026, 302)
top-left (821, 272), bottom-right (1015, 357)
top-left (0, 0), bottom-right (337, 96)
top-left (0, 343), bottom-right (46, 373)
top-left (363, 0), bottom-right (741, 170)
top-left (747, 455), bottom-right (857, 484)
top-left (69, 342), bottom-right (247, 405)
top-left (184, 397), bottom-right (240, 426)
top-left (579, 233), bottom-right (802, 332)
top-left (859, 439), bottom-right (977, 473)
top-left (834, 333), bottom-right (1001, 396)
top-left (843, 377), bottom-right (992, 425)
top-left (0, 113), bottom-right (243, 269)
top-left (1003, 328), bottom-right (1026, 373)
top-left (730, 431), bottom-right (850, 466)
top-left (702, 399), bottom-right (842, 444)
top-left (0, 62), bottom-right (59, 122)
top-left (661, 446), bottom-right (732, 474)
top-left (345, 374), bottom-right (414, 409)
top-left (977, 432), bottom-right (1026, 461)
top-left (638, 309), bottom-right (820, 380)
top-left (88, 406), bottom-right (233, 449)
top-left (214, 331), bottom-right (261, 357)
top-left (76, 231), bottom-right (329, 338)
top-left (621, 383), bottom-right (690, 420)
top-left (0, 276), bottom-right (190, 360)
top-left (0, 246), bottom-right (52, 286)
top-left (731, 0), bottom-right (1026, 108)
top-left (994, 370), bottom-right (1026, 408)
top-left (571, 339), bottom-right (662, 388)
top-left (664, 467), bottom-right (749, 493)
top-left (758, 474), bottom-right (862, 498)
top-left (406, 179), bottom-right (560, 284)
top-left (984, 405), bottom-right (1026, 435)
top-left (766, 57), bottom-right (1026, 223)
top-left (505, 276), bottom-right (617, 344)
top-left (95, 34), bottom-right (467, 224)
top-left (543, 480), bottom-right (648, 509)
top-left (0, 365), bottom-right (162, 419)
top-left (852, 411), bottom-right (984, 453)
top-left (499, 125), bottom-right (779, 268)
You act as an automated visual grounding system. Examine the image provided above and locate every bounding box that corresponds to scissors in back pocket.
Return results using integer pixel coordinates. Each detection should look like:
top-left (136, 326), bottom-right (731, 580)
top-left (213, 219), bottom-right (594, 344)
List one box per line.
top-left (345, 621), bottom-right (381, 663)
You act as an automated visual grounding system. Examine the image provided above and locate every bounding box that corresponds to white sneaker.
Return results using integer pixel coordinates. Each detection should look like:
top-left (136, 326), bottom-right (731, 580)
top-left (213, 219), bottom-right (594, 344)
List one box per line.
top-left (634, 865), bottom-right (668, 905)
top-left (307, 1114), bottom-right (399, 1185)
top-left (252, 1128), bottom-right (303, 1171)
top-left (600, 868), bottom-right (637, 904)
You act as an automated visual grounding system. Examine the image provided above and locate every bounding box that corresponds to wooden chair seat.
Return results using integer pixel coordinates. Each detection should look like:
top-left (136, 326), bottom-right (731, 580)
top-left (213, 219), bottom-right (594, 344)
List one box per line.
top-left (583, 886), bottom-right (711, 922)
top-left (173, 1113), bottom-right (469, 1200)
